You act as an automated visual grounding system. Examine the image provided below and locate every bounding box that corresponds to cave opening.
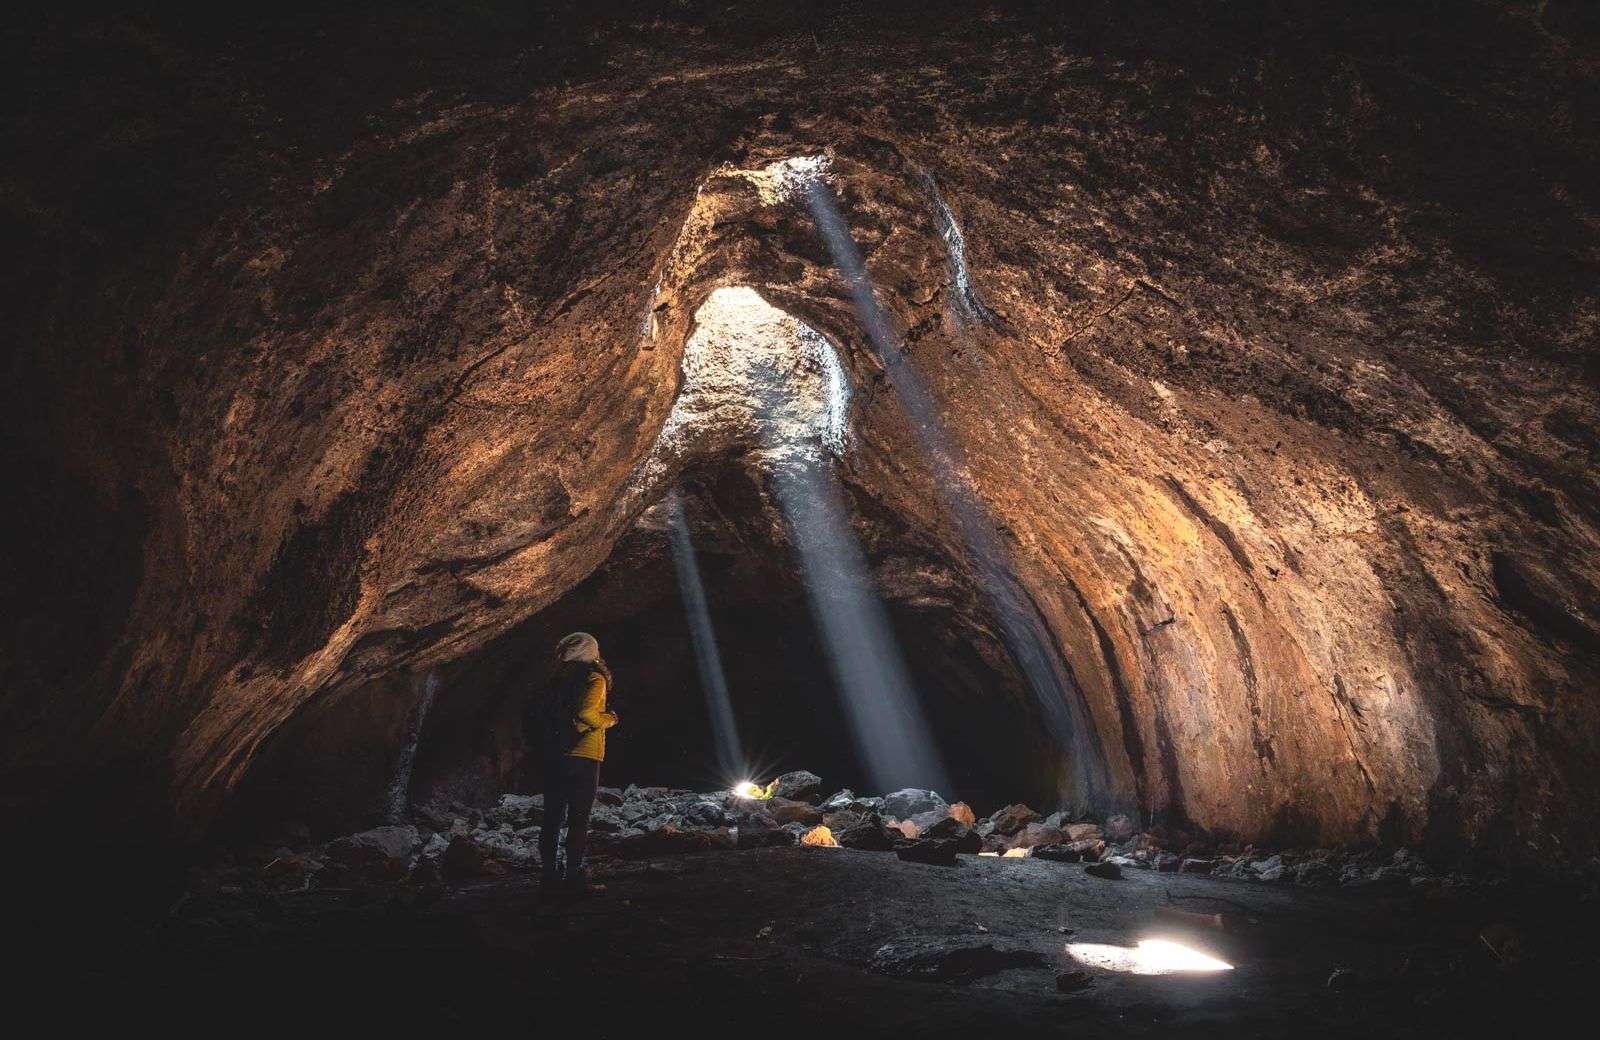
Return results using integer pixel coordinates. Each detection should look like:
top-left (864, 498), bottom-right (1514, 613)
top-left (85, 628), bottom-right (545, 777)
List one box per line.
top-left (408, 464), bottom-right (1063, 818)
top-left (406, 283), bottom-right (1066, 818)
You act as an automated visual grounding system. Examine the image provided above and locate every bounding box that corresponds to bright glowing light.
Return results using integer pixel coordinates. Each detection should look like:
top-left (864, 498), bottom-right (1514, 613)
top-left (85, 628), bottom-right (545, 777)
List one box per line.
top-left (978, 851), bottom-right (1000, 857)
top-left (1002, 847), bottom-right (1029, 858)
top-left (1066, 938), bottom-right (1234, 975)
top-left (733, 780), bottom-right (769, 800)
top-left (668, 491), bottom-right (745, 779)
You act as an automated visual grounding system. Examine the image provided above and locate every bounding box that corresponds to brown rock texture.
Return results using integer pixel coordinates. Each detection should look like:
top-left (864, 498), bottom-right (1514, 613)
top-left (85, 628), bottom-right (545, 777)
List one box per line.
top-left (4, 2), bottom-right (1597, 866)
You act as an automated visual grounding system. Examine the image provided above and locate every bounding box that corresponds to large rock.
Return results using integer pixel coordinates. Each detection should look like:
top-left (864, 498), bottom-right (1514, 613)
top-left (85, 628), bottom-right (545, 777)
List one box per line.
top-left (441, 834), bottom-right (491, 879)
top-left (768, 770), bottom-right (824, 803)
top-left (882, 789), bottom-right (947, 820)
top-left (325, 825), bottom-right (421, 881)
top-left (1103, 813), bottom-right (1137, 843)
top-left (1064, 823), bottom-right (1103, 842)
top-left (947, 802), bottom-right (977, 828)
top-left (836, 812), bottom-right (898, 851)
top-left (988, 804), bottom-right (1042, 837)
top-left (764, 797), bottom-right (824, 826)
top-left (1009, 822), bottom-right (1065, 849)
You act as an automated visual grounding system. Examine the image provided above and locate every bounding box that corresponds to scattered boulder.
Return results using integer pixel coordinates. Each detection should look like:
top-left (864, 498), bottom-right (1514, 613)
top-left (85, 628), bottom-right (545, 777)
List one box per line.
top-left (1084, 861), bottom-right (1123, 880)
top-left (1180, 857), bottom-right (1217, 874)
top-left (769, 770), bottom-right (824, 803)
top-left (905, 809), bottom-right (949, 836)
top-left (913, 815), bottom-right (982, 853)
top-left (1154, 852), bottom-right (1181, 872)
top-left (1064, 823), bottom-right (1103, 842)
top-left (681, 801), bottom-right (727, 828)
top-left (896, 838), bottom-right (959, 866)
top-left (822, 809), bottom-right (862, 832)
top-left (871, 938), bottom-right (1048, 983)
top-left (1030, 843), bottom-right (1082, 863)
top-left (947, 802), bottom-right (977, 828)
top-left (325, 825), bottom-right (420, 882)
top-left (820, 790), bottom-right (858, 812)
top-left (765, 797), bottom-right (824, 826)
top-left (837, 813), bottom-right (898, 851)
top-left (1010, 822), bottom-right (1065, 849)
top-left (1066, 838), bottom-right (1106, 861)
top-left (882, 789), bottom-right (947, 819)
top-left (441, 834), bottom-right (491, 880)
top-left (989, 804), bottom-right (1042, 836)
top-left (1103, 813), bottom-right (1137, 842)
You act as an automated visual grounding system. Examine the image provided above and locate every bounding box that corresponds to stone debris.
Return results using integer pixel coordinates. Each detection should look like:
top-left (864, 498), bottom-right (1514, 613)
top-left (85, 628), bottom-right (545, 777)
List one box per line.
top-left (180, 774), bottom-right (1474, 899)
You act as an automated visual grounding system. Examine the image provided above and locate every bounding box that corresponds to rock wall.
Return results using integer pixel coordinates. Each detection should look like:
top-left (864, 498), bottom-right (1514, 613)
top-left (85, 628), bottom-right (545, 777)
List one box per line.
top-left (4, 2), bottom-right (1597, 865)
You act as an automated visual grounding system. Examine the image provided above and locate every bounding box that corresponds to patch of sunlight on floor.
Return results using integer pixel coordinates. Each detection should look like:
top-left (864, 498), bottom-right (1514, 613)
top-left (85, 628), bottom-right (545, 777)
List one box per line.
top-left (1066, 938), bottom-right (1234, 975)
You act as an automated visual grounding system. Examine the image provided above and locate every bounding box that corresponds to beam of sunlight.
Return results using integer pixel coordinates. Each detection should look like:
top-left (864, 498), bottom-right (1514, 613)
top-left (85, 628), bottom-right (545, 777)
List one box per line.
top-left (802, 174), bottom-right (1112, 812)
top-left (386, 670), bottom-right (438, 823)
top-left (770, 455), bottom-right (950, 794)
top-left (655, 283), bottom-right (947, 794)
top-left (666, 491), bottom-right (746, 780)
top-left (1066, 938), bottom-right (1234, 975)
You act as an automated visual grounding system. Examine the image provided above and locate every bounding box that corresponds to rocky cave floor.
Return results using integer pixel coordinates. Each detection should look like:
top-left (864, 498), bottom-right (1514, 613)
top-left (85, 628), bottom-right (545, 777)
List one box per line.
top-left (75, 772), bottom-right (1600, 1036)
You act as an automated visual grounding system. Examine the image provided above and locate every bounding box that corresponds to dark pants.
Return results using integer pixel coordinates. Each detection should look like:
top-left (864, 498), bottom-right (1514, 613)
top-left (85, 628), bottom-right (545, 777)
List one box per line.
top-left (540, 754), bottom-right (601, 877)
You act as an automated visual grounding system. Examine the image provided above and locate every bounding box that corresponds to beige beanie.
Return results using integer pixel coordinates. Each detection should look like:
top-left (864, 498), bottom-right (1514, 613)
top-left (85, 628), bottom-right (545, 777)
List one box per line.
top-left (556, 631), bottom-right (601, 663)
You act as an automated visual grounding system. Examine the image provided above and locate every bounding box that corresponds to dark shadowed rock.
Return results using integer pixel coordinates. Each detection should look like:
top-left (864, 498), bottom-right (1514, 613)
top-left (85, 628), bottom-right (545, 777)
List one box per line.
top-left (768, 770), bottom-right (824, 803)
top-left (441, 834), bottom-right (490, 879)
top-left (326, 825), bottom-right (420, 882)
top-left (1085, 861), bottom-right (1123, 879)
top-left (837, 812), bottom-right (898, 851)
top-left (871, 938), bottom-right (1048, 983)
top-left (616, 825), bottom-right (736, 859)
top-left (1031, 843), bottom-right (1082, 863)
top-left (822, 809), bottom-right (863, 832)
top-left (765, 797), bottom-right (824, 826)
top-left (896, 838), bottom-right (959, 866)
top-left (737, 825), bottom-right (797, 849)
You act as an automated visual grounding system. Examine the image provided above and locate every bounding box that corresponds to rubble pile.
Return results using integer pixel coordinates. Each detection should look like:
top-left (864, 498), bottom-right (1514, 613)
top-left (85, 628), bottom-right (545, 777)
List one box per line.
top-left (186, 771), bottom-right (1471, 897)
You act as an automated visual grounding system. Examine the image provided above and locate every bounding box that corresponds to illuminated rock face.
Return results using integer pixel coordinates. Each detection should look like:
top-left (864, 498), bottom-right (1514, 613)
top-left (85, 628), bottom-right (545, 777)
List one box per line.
top-left (5, 4), bottom-right (1597, 864)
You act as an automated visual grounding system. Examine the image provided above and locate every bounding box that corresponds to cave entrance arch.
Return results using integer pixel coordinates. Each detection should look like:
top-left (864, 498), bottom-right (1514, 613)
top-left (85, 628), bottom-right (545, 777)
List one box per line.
top-left (407, 286), bottom-right (1066, 815)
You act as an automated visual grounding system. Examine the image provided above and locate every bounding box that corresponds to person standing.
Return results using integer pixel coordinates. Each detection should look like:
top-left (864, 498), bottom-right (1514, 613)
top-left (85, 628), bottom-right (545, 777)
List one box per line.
top-left (531, 631), bottom-right (618, 892)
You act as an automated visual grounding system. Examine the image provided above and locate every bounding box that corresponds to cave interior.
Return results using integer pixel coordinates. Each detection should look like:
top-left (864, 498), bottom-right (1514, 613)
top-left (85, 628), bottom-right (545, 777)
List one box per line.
top-left (6, 1), bottom-right (1600, 1033)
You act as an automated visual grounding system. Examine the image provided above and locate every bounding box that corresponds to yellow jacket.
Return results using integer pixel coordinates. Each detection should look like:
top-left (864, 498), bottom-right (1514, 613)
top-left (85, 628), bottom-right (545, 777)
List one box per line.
top-left (565, 670), bottom-right (617, 761)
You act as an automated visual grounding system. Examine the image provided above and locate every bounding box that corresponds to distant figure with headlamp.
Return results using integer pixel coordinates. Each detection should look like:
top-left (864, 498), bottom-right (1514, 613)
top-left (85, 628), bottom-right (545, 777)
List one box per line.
top-left (529, 631), bottom-right (618, 893)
